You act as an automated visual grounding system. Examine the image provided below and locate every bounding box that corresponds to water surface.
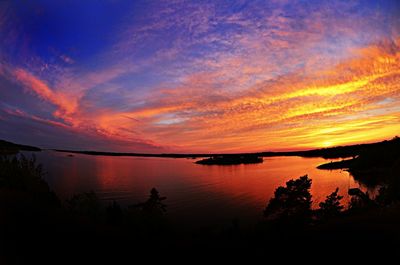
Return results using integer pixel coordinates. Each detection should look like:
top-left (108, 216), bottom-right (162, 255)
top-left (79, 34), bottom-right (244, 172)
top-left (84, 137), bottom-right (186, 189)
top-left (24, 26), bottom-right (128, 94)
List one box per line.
top-left (31, 151), bottom-right (363, 227)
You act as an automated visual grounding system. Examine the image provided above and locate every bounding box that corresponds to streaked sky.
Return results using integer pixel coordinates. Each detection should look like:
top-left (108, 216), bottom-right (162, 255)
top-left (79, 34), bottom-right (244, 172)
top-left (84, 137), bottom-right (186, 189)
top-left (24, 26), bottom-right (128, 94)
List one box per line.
top-left (0, 0), bottom-right (399, 153)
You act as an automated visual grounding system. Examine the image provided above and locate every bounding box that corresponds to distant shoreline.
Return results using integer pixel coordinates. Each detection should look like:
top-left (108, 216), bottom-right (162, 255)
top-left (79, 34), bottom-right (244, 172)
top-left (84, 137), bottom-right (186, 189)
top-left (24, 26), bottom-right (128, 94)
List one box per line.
top-left (2, 138), bottom-right (397, 161)
top-left (52, 138), bottom-right (396, 160)
top-left (53, 148), bottom-right (339, 159)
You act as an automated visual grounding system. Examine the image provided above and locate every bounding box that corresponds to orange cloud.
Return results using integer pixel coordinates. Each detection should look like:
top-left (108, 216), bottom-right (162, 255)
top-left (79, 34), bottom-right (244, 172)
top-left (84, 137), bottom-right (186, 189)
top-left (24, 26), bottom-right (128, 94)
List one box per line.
top-left (124, 38), bottom-right (400, 152)
top-left (8, 37), bottom-right (400, 153)
top-left (14, 69), bottom-right (78, 120)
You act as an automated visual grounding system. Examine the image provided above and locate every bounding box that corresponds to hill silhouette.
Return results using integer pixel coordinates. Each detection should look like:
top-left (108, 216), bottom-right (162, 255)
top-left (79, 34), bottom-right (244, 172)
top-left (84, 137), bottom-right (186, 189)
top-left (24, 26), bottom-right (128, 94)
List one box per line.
top-left (0, 140), bottom-right (41, 154)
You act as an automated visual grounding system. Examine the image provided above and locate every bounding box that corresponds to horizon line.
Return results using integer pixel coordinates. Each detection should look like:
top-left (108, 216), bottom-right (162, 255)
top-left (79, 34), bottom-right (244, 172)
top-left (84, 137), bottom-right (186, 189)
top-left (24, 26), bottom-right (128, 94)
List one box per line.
top-left (47, 136), bottom-right (398, 157)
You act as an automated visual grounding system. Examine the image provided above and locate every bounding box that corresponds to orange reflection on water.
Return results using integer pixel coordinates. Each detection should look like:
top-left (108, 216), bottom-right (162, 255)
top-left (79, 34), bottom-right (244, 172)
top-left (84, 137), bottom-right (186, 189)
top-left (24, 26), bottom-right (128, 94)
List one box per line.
top-left (38, 151), bottom-right (362, 225)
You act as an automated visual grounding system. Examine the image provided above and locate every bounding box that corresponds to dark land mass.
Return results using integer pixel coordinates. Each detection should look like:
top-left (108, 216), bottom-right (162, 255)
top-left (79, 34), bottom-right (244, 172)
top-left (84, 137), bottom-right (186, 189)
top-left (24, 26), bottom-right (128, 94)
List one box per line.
top-left (0, 140), bottom-right (41, 154)
top-left (318, 136), bottom-right (400, 186)
top-left (195, 155), bottom-right (263, 165)
top-left (317, 159), bottom-right (354, 170)
top-left (54, 137), bottom-right (398, 161)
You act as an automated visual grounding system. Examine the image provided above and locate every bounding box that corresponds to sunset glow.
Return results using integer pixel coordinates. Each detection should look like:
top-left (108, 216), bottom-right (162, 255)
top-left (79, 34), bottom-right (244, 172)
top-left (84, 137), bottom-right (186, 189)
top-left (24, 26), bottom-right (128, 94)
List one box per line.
top-left (1, 0), bottom-right (399, 152)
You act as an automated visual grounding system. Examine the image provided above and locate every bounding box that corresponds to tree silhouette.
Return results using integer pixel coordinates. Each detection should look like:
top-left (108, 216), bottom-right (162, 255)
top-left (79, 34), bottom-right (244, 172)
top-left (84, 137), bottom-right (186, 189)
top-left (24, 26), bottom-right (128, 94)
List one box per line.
top-left (264, 175), bottom-right (312, 223)
top-left (132, 188), bottom-right (167, 215)
top-left (318, 188), bottom-right (343, 218)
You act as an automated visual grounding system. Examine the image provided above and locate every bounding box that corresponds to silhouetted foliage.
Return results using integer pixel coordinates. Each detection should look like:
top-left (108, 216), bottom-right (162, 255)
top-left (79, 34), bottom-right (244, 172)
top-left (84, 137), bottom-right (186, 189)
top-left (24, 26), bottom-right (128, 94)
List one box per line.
top-left (0, 154), bottom-right (59, 206)
top-left (1, 154), bottom-right (42, 189)
top-left (375, 186), bottom-right (391, 206)
top-left (348, 188), bottom-right (375, 211)
top-left (106, 200), bottom-right (123, 225)
top-left (318, 188), bottom-right (343, 218)
top-left (264, 175), bottom-right (312, 224)
top-left (124, 188), bottom-right (169, 237)
top-left (132, 188), bottom-right (167, 215)
top-left (66, 191), bottom-right (102, 220)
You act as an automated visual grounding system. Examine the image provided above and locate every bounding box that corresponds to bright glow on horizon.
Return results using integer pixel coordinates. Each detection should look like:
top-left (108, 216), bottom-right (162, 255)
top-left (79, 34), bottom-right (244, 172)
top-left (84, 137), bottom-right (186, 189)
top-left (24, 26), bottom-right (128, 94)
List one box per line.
top-left (0, 0), bottom-right (399, 152)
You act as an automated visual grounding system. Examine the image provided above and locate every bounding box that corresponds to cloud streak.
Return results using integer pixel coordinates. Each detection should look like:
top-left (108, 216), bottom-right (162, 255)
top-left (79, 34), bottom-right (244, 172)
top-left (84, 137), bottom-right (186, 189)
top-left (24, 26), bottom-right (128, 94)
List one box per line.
top-left (13, 69), bottom-right (77, 118)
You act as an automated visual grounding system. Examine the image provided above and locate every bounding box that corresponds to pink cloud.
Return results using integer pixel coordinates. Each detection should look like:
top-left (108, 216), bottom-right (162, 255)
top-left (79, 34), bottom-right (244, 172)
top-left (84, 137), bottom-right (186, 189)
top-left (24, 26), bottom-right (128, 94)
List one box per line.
top-left (13, 68), bottom-right (77, 119)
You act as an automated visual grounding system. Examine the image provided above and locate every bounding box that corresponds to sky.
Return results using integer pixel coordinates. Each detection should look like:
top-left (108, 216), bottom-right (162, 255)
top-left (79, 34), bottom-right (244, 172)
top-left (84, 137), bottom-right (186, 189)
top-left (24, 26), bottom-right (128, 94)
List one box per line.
top-left (0, 0), bottom-right (399, 153)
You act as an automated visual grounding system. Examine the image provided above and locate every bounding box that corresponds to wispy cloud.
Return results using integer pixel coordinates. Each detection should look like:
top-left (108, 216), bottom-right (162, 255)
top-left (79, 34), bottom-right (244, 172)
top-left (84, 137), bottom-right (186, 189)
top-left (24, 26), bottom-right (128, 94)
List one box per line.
top-left (13, 69), bottom-right (77, 118)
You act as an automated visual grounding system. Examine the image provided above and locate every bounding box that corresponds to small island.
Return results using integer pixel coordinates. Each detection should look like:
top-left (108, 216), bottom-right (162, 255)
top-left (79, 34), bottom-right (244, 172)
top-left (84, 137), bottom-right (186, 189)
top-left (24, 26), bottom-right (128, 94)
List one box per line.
top-left (195, 155), bottom-right (263, 165)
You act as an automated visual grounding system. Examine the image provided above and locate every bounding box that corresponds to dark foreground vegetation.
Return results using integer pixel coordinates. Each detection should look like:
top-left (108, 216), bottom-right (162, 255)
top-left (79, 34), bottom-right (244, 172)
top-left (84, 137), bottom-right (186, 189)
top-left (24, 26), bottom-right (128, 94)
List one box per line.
top-left (1, 137), bottom-right (400, 262)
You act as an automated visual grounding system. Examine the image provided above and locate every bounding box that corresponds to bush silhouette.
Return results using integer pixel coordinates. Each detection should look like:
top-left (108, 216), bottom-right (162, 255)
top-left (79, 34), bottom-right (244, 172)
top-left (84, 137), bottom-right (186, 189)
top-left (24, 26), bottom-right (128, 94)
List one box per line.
top-left (264, 175), bottom-right (312, 223)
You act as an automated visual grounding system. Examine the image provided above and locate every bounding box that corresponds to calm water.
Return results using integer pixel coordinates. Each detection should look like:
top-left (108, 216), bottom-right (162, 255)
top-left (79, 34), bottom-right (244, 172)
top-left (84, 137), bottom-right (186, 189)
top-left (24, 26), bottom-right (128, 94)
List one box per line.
top-left (29, 151), bottom-right (363, 227)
